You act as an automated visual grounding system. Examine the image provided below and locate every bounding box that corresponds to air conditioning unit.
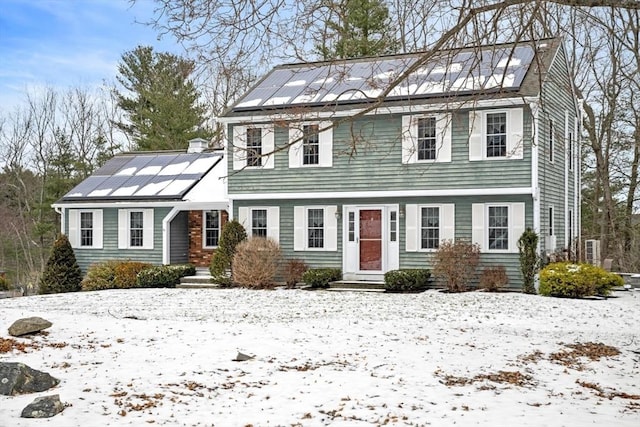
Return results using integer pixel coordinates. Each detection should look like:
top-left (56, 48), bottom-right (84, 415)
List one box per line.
top-left (545, 235), bottom-right (557, 252)
top-left (585, 239), bottom-right (601, 266)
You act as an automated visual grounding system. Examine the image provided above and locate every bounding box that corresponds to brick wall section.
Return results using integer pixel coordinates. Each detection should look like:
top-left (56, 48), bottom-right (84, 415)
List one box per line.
top-left (188, 210), bottom-right (228, 267)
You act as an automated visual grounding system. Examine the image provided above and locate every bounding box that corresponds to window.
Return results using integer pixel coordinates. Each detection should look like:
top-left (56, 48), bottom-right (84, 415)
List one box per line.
top-left (348, 211), bottom-right (355, 242)
top-left (402, 114), bottom-right (451, 164)
top-left (307, 208), bottom-right (324, 248)
top-left (80, 211), bottom-right (93, 247)
top-left (568, 209), bottom-right (573, 250)
top-left (118, 209), bottom-right (153, 249)
top-left (549, 119), bottom-right (554, 163)
top-left (469, 108), bottom-right (523, 161)
top-left (303, 125), bottom-right (319, 165)
top-left (129, 211), bottom-right (144, 247)
top-left (568, 132), bottom-right (573, 171)
top-left (389, 211), bottom-right (397, 242)
top-left (548, 206), bottom-right (554, 236)
top-left (488, 206), bottom-right (509, 250)
top-left (417, 117), bottom-right (437, 160)
top-left (204, 210), bottom-right (220, 247)
top-left (289, 121), bottom-right (333, 168)
top-left (486, 113), bottom-right (507, 157)
top-left (421, 207), bottom-right (440, 249)
top-left (251, 209), bottom-right (268, 237)
top-left (246, 128), bottom-right (262, 167)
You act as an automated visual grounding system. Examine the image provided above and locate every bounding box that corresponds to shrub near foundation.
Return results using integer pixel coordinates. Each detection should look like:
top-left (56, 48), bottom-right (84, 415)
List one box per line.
top-left (283, 259), bottom-right (308, 288)
top-left (479, 265), bottom-right (509, 292)
top-left (384, 269), bottom-right (431, 292)
top-left (539, 262), bottom-right (624, 298)
top-left (302, 268), bottom-right (342, 288)
top-left (232, 237), bottom-right (281, 289)
top-left (136, 264), bottom-right (195, 288)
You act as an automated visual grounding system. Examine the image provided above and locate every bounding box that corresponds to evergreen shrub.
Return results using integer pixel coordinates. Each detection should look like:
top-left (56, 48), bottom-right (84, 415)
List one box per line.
top-left (232, 237), bottom-right (282, 289)
top-left (518, 228), bottom-right (540, 294)
top-left (39, 234), bottom-right (83, 294)
top-left (210, 220), bottom-right (247, 286)
top-left (302, 268), bottom-right (342, 288)
top-left (82, 260), bottom-right (118, 291)
top-left (114, 261), bottom-right (152, 288)
top-left (136, 264), bottom-right (193, 288)
top-left (384, 269), bottom-right (431, 292)
top-left (539, 262), bottom-right (624, 298)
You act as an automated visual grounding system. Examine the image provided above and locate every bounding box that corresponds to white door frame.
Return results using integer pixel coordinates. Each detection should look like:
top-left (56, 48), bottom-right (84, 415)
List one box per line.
top-left (342, 204), bottom-right (399, 281)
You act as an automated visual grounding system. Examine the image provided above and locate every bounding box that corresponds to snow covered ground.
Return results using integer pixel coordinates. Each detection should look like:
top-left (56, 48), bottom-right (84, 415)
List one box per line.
top-left (1, 288), bottom-right (639, 426)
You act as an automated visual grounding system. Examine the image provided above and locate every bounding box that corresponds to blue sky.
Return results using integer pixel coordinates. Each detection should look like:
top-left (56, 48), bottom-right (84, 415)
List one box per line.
top-left (0, 0), bottom-right (181, 112)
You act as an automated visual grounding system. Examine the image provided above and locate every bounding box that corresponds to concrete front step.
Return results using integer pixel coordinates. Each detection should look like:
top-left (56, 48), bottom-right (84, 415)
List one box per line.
top-left (327, 281), bottom-right (386, 291)
top-left (180, 275), bottom-right (214, 285)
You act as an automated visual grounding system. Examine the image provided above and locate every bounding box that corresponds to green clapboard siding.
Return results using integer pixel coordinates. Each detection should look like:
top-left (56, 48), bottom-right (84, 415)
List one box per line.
top-left (68, 207), bottom-right (171, 274)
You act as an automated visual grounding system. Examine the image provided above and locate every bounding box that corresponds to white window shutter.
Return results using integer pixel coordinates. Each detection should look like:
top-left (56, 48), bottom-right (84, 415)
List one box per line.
top-left (293, 206), bottom-right (305, 251)
top-left (93, 210), bottom-right (103, 249)
top-left (118, 209), bottom-right (128, 249)
top-left (508, 108), bottom-right (524, 159)
top-left (325, 205), bottom-right (338, 251)
top-left (288, 125), bottom-right (303, 168)
top-left (263, 126), bottom-right (275, 169)
top-left (267, 207), bottom-right (279, 242)
top-left (405, 204), bottom-right (418, 251)
top-left (238, 207), bottom-right (249, 230)
top-left (436, 114), bottom-right (452, 163)
top-left (232, 126), bottom-right (246, 171)
top-left (441, 204), bottom-right (455, 242)
top-left (68, 210), bottom-right (79, 248)
top-left (401, 115), bottom-right (417, 164)
top-left (319, 121), bottom-right (333, 167)
top-left (510, 202), bottom-right (526, 253)
top-left (472, 203), bottom-right (485, 250)
top-left (469, 111), bottom-right (483, 161)
top-left (143, 209), bottom-right (154, 249)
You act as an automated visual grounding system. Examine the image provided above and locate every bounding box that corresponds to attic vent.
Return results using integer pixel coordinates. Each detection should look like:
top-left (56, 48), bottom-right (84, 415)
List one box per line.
top-left (188, 138), bottom-right (209, 153)
top-left (585, 239), bottom-right (601, 266)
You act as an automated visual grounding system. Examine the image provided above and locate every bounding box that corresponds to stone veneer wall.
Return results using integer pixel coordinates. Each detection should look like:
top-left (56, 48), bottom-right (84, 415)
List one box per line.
top-left (188, 210), bottom-right (228, 267)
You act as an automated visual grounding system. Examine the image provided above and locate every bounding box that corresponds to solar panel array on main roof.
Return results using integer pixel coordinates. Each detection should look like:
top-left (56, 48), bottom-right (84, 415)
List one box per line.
top-left (233, 44), bottom-right (535, 111)
top-left (61, 152), bottom-right (222, 201)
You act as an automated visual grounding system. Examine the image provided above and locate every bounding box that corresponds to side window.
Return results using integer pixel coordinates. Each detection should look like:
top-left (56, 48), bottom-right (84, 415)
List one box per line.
top-left (204, 210), bottom-right (220, 247)
top-left (549, 119), bottom-right (554, 163)
top-left (80, 211), bottom-right (94, 247)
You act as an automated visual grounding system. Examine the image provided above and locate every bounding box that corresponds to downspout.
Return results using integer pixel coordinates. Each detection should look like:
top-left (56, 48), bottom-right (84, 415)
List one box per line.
top-left (529, 99), bottom-right (541, 238)
top-left (564, 111), bottom-right (570, 252)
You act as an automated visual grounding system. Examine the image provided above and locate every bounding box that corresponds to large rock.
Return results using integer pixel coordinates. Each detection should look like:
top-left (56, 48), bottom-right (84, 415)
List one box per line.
top-left (21, 394), bottom-right (65, 418)
top-left (8, 316), bottom-right (52, 336)
top-left (0, 362), bottom-right (60, 396)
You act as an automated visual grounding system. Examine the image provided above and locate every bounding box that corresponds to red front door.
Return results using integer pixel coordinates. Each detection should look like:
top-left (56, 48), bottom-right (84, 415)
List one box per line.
top-left (359, 209), bottom-right (382, 270)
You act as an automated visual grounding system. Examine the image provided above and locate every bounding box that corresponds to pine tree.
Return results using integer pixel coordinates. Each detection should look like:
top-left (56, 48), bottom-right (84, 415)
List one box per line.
top-left (114, 45), bottom-right (210, 151)
top-left (39, 234), bottom-right (83, 294)
top-left (318, 0), bottom-right (398, 60)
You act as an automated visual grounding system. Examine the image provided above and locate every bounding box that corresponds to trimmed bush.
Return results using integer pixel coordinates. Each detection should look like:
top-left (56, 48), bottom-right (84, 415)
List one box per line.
top-left (210, 220), bottom-right (247, 286)
top-left (136, 264), bottom-right (195, 288)
top-left (433, 239), bottom-right (480, 292)
top-left (539, 262), bottom-right (624, 298)
top-left (518, 228), bottom-right (540, 294)
top-left (479, 265), bottom-right (509, 292)
top-left (384, 269), bottom-right (431, 292)
top-left (114, 261), bottom-right (152, 288)
top-left (283, 258), bottom-right (308, 288)
top-left (232, 237), bottom-right (282, 289)
top-left (82, 260), bottom-right (118, 291)
top-left (302, 268), bottom-right (342, 288)
top-left (0, 275), bottom-right (10, 291)
top-left (39, 234), bottom-right (83, 294)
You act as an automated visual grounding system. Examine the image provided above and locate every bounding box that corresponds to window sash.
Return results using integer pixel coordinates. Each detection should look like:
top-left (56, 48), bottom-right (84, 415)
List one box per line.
top-left (417, 117), bottom-right (437, 160)
top-left (421, 207), bottom-right (440, 249)
top-left (252, 209), bottom-right (268, 238)
top-left (246, 128), bottom-right (262, 167)
top-left (302, 124), bottom-right (319, 165)
top-left (488, 206), bottom-right (509, 250)
top-left (307, 208), bottom-right (324, 248)
top-left (204, 211), bottom-right (220, 247)
top-left (486, 113), bottom-right (507, 157)
top-left (130, 211), bottom-right (144, 247)
top-left (80, 211), bottom-right (93, 247)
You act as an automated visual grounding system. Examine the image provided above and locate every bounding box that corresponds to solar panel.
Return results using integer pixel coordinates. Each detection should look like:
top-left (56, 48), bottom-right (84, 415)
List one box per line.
top-left (232, 44), bottom-right (536, 111)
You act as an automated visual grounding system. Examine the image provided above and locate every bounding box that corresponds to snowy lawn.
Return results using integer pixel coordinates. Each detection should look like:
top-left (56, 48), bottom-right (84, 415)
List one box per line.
top-left (1, 288), bottom-right (639, 426)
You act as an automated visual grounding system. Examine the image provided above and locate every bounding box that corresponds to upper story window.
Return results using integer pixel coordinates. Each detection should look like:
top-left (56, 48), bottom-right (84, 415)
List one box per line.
top-left (204, 210), bottom-right (221, 248)
top-left (549, 119), bottom-right (555, 163)
top-left (402, 114), bottom-right (451, 164)
top-left (303, 125), bottom-right (320, 165)
top-left (118, 209), bottom-right (154, 249)
top-left (469, 108), bottom-right (523, 161)
top-left (568, 132), bottom-right (573, 171)
top-left (417, 117), bottom-right (437, 161)
top-left (232, 124), bottom-right (274, 170)
top-left (80, 211), bottom-right (94, 247)
top-left (246, 128), bottom-right (262, 167)
top-left (69, 209), bottom-right (103, 249)
top-left (289, 121), bottom-right (333, 168)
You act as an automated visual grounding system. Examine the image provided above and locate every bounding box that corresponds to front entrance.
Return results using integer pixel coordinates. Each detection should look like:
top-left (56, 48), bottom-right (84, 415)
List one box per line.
top-left (343, 205), bottom-right (399, 281)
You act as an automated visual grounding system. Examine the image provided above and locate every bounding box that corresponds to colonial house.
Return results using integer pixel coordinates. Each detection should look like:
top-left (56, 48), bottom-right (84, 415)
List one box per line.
top-left (219, 37), bottom-right (581, 284)
top-left (52, 139), bottom-right (228, 272)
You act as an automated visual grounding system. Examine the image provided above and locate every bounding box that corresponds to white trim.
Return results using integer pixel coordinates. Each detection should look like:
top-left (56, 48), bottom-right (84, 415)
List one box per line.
top-left (564, 110), bottom-right (570, 250)
top-left (53, 200), bottom-right (228, 210)
top-left (118, 208), bottom-right (154, 250)
top-left (218, 97), bottom-right (530, 124)
top-left (408, 204), bottom-right (456, 252)
top-left (472, 202), bottom-right (525, 253)
top-left (529, 100), bottom-right (541, 239)
top-left (229, 187), bottom-right (533, 200)
top-left (202, 210), bottom-right (221, 249)
top-left (288, 121), bottom-right (333, 168)
top-left (402, 113), bottom-right (451, 164)
top-left (469, 108), bottom-right (524, 161)
top-left (162, 207), bottom-right (181, 265)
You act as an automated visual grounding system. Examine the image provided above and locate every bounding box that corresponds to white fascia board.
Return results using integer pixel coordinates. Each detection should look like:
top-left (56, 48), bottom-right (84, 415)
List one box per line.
top-left (52, 200), bottom-right (228, 210)
top-left (229, 187), bottom-right (534, 201)
top-left (218, 97), bottom-right (531, 125)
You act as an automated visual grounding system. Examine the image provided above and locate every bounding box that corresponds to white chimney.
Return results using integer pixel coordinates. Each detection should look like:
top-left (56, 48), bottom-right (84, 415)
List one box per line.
top-left (187, 138), bottom-right (209, 153)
